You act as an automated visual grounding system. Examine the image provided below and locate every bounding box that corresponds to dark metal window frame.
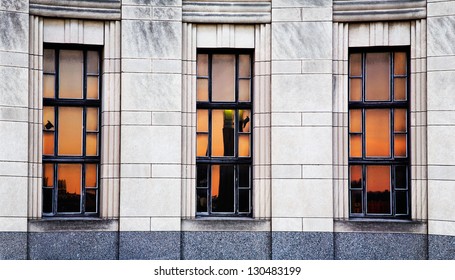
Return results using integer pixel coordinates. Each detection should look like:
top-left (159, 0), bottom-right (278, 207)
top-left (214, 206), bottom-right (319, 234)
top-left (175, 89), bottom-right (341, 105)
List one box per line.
top-left (348, 46), bottom-right (411, 219)
top-left (42, 43), bottom-right (102, 217)
top-left (196, 48), bottom-right (254, 217)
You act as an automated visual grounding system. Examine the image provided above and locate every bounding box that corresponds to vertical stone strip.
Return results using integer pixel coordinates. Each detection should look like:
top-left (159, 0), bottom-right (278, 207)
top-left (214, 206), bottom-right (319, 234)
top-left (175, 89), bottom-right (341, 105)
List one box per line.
top-left (0, 0), bottom-right (29, 259)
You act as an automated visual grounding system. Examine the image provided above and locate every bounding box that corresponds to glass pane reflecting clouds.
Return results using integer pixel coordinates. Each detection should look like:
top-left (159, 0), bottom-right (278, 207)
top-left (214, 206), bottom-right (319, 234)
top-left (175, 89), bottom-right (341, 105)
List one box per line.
top-left (349, 79), bottom-right (362, 101)
top-left (212, 55), bottom-right (235, 102)
top-left (197, 78), bottom-right (208, 101)
top-left (196, 134), bottom-right (208, 157)
top-left (86, 164), bottom-right (97, 188)
top-left (197, 110), bottom-right (208, 132)
top-left (86, 133), bottom-right (98, 156)
top-left (350, 134), bottom-right (362, 158)
top-left (58, 107), bottom-right (83, 156)
top-left (350, 53), bottom-right (362, 76)
top-left (394, 78), bottom-right (407, 101)
top-left (87, 76), bottom-right (99, 100)
top-left (59, 50), bottom-right (83, 99)
top-left (349, 109), bottom-right (362, 133)
top-left (239, 80), bottom-right (250, 102)
top-left (44, 49), bottom-right (55, 73)
top-left (239, 55), bottom-right (251, 78)
top-left (394, 52), bottom-right (407, 75)
top-left (87, 51), bottom-right (99, 74)
top-left (366, 53), bottom-right (390, 101)
top-left (197, 54), bottom-right (208, 77)
top-left (366, 109), bottom-right (390, 157)
top-left (87, 108), bottom-right (99, 132)
top-left (43, 75), bottom-right (55, 98)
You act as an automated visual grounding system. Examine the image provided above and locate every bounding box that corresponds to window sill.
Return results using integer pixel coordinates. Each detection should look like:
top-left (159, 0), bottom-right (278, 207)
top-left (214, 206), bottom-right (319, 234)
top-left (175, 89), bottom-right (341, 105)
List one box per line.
top-left (28, 218), bottom-right (118, 232)
top-left (334, 219), bottom-right (427, 234)
top-left (182, 217), bottom-right (270, 232)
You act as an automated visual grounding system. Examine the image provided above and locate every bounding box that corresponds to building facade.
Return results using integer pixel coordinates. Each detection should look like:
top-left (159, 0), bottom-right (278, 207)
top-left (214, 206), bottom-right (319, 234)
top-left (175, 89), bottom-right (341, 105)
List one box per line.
top-left (0, 0), bottom-right (454, 260)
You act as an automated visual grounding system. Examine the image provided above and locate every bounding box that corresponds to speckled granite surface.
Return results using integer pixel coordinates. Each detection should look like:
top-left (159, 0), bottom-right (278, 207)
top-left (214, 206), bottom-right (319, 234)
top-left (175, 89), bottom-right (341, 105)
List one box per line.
top-left (119, 231), bottom-right (180, 260)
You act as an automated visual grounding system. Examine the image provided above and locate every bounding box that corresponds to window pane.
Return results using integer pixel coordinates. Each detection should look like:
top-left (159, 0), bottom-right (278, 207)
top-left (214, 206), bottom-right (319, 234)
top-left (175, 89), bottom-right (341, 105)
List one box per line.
top-left (239, 110), bottom-right (251, 133)
top-left (239, 55), bottom-right (251, 78)
top-left (43, 131), bottom-right (54, 156)
top-left (395, 166), bottom-right (407, 190)
top-left (43, 75), bottom-right (55, 98)
top-left (87, 76), bottom-right (99, 100)
top-left (396, 191), bottom-right (408, 215)
top-left (349, 79), bottom-right (362, 101)
top-left (59, 50), bottom-right (83, 99)
top-left (212, 54), bottom-right (235, 102)
top-left (197, 164), bottom-right (208, 188)
top-left (44, 49), bottom-right (55, 73)
top-left (239, 79), bottom-right (250, 102)
top-left (366, 165), bottom-right (391, 214)
top-left (197, 109), bottom-right (208, 132)
top-left (349, 109), bottom-right (362, 133)
top-left (196, 133), bottom-right (208, 157)
top-left (86, 133), bottom-right (98, 156)
top-left (366, 53), bottom-right (390, 101)
top-left (43, 188), bottom-right (53, 214)
top-left (350, 190), bottom-right (362, 214)
top-left (43, 164), bottom-right (54, 187)
top-left (394, 134), bottom-right (407, 157)
top-left (197, 78), bottom-right (208, 101)
top-left (350, 165), bottom-right (362, 189)
top-left (57, 164), bottom-right (82, 213)
top-left (239, 134), bottom-right (250, 157)
top-left (212, 110), bottom-right (234, 157)
top-left (86, 108), bottom-right (99, 132)
top-left (394, 52), bottom-right (407, 75)
top-left (365, 109), bottom-right (390, 157)
top-left (394, 78), bottom-right (407, 101)
top-left (350, 53), bottom-right (362, 76)
top-left (394, 109), bottom-right (407, 133)
top-left (87, 51), bottom-right (99, 74)
top-left (86, 164), bottom-right (97, 188)
top-left (86, 189), bottom-right (97, 213)
top-left (239, 189), bottom-right (250, 213)
top-left (43, 106), bottom-right (55, 131)
top-left (197, 54), bottom-right (208, 77)
top-left (58, 107), bottom-right (83, 156)
top-left (211, 165), bottom-right (234, 213)
top-left (349, 134), bottom-right (362, 158)
top-left (197, 188), bottom-right (207, 213)
top-left (239, 165), bottom-right (250, 188)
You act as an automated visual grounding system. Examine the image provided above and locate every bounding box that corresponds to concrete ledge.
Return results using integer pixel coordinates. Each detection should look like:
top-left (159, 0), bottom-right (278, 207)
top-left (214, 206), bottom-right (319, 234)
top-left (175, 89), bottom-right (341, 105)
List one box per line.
top-left (334, 220), bottom-right (427, 234)
top-left (333, 0), bottom-right (426, 22)
top-left (28, 219), bottom-right (119, 232)
top-left (30, 0), bottom-right (121, 20)
top-left (183, 1), bottom-right (271, 23)
top-left (182, 218), bottom-right (270, 231)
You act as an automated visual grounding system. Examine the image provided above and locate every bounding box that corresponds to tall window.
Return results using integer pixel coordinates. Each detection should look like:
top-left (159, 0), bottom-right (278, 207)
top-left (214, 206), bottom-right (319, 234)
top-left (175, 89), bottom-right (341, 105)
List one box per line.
top-left (42, 46), bottom-right (101, 217)
top-left (196, 50), bottom-right (253, 216)
top-left (348, 49), bottom-right (409, 218)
